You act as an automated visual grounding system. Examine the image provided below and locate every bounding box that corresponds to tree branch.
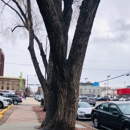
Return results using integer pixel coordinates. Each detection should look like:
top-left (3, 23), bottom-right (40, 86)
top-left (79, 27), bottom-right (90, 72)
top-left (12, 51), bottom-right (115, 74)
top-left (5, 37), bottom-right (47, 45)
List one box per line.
top-left (36, 0), bottom-right (62, 39)
top-left (34, 34), bottom-right (48, 75)
top-left (62, 0), bottom-right (74, 57)
top-left (1, 0), bottom-right (26, 26)
top-left (12, 0), bottom-right (48, 75)
top-left (0, 0), bottom-right (11, 13)
top-left (36, 0), bottom-right (66, 72)
top-left (53, 0), bottom-right (62, 18)
top-left (27, 0), bottom-right (46, 86)
top-left (3, 0), bottom-right (48, 77)
top-left (12, 0), bottom-right (28, 25)
top-left (68, 0), bottom-right (100, 75)
top-left (63, 0), bottom-right (73, 32)
top-left (11, 25), bottom-right (25, 32)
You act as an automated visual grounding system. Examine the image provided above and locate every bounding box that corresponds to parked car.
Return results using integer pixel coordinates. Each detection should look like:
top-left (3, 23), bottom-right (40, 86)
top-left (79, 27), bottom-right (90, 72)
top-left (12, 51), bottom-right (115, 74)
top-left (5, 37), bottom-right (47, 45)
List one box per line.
top-left (0, 95), bottom-right (12, 109)
top-left (91, 101), bottom-right (130, 130)
top-left (119, 97), bottom-right (127, 101)
top-left (81, 97), bottom-right (96, 106)
top-left (125, 97), bottom-right (130, 101)
top-left (2, 90), bottom-right (15, 95)
top-left (77, 102), bottom-right (94, 120)
top-left (34, 94), bottom-right (40, 100)
top-left (96, 96), bottom-right (113, 101)
top-left (113, 97), bottom-right (119, 101)
top-left (0, 92), bottom-right (8, 96)
top-left (2, 94), bottom-right (22, 105)
top-left (35, 95), bottom-right (43, 102)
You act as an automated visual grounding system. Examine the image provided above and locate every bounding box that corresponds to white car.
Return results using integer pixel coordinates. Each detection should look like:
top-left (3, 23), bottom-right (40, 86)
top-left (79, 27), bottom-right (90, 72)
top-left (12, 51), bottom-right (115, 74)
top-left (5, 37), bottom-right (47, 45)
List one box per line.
top-left (2, 90), bottom-right (15, 95)
top-left (0, 96), bottom-right (12, 109)
top-left (36, 95), bottom-right (43, 102)
top-left (77, 102), bottom-right (94, 120)
top-left (119, 97), bottom-right (126, 101)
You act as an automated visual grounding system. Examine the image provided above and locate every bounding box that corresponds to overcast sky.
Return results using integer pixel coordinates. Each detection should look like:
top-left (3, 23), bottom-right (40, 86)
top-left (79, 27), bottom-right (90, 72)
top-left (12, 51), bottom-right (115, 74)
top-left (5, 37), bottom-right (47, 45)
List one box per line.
top-left (0, 0), bottom-right (130, 90)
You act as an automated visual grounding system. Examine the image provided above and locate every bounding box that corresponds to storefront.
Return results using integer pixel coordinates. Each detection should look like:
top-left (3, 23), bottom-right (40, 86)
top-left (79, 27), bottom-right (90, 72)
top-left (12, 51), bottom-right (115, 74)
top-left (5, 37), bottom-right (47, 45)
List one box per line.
top-left (117, 88), bottom-right (130, 98)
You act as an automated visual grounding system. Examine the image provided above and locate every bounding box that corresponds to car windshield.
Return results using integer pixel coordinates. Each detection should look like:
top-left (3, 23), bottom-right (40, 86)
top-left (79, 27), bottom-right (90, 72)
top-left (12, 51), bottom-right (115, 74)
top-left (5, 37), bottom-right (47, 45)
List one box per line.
top-left (78, 102), bottom-right (91, 108)
top-left (118, 104), bottom-right (130, 115)
top-left (89, 97), bottom-right (95, 100)
top-left (2, 94), bottom-right (8, 97)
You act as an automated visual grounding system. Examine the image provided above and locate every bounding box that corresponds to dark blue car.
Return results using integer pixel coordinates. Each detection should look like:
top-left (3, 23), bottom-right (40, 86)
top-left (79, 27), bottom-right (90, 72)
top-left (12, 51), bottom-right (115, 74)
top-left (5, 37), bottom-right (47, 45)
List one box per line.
top-left (91, 101), bottom-right (130, 130)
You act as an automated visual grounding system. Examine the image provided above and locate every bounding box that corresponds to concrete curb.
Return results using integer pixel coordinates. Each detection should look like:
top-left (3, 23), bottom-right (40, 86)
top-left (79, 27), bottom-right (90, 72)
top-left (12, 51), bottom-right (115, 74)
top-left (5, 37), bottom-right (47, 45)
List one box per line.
top-left (0, 104), bottom-right (13, 118)
top-left (76, 121), bottom-right (97, 130)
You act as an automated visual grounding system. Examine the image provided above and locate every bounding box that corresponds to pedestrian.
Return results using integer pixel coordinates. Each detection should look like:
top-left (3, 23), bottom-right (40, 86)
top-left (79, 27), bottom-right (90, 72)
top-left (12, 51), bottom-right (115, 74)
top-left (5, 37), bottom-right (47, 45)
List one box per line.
top-left (23, 93), bottom-right (26, 100)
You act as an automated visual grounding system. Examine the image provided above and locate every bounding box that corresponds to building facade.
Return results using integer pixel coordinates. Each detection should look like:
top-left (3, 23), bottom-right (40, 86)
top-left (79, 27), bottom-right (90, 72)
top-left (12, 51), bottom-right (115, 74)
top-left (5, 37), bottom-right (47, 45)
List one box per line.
top-left (0, 49), bottom-right (5, 76)
top-left (79, 82), bottom-right (102, 97)
top-left (0, 76), bottom-right (25, 91)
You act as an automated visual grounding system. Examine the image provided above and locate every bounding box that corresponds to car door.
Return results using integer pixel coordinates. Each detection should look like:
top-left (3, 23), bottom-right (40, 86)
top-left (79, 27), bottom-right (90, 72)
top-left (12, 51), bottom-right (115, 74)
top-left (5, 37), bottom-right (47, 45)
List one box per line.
top-left (97, 103), bottom-right (109, 127)
top-left (107, 104), bottom-right (122, 129)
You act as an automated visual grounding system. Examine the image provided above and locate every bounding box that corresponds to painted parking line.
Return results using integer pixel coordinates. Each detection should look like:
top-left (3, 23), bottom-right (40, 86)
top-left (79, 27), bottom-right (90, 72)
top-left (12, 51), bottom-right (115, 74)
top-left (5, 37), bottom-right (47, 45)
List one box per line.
top-left (0, 104), bottom-right (13, 118)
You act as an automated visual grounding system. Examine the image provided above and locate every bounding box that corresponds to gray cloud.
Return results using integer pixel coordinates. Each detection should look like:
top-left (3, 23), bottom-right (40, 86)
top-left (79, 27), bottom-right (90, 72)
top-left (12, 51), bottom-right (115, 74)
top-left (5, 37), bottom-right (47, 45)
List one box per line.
top-left (90, 33), bottom-right (128, 44)
top-left (109, 19), bottom-right (130, 32)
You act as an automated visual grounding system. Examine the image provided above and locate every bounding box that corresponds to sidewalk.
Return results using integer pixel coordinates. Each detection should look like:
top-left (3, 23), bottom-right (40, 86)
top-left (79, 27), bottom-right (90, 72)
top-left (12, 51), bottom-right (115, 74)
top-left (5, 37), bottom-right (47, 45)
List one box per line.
top-left (0, 98), bottom-right (96, 130)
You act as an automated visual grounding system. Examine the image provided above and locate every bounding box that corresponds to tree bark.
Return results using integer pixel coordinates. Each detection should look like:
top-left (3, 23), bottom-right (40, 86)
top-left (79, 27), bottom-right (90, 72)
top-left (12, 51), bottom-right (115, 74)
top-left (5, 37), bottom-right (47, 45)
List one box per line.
top-left (36, 0), bottom-right (100, 130)
top-left (41, 66), bottom-right (79, 130)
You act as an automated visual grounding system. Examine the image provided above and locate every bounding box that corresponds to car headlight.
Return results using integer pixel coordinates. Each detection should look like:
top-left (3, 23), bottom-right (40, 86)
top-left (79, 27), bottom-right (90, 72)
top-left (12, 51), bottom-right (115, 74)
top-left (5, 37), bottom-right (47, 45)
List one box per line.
top-left (4, 99), bottom-right (8, 101)
top-left (78, 110), bottom-right (85, 114)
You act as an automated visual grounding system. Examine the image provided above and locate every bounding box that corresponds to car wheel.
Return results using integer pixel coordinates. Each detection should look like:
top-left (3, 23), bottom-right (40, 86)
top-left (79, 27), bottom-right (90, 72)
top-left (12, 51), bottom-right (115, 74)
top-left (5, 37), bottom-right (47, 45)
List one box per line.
top-left (0, 102), bottom-right (3, 109)
top-left (123, 126), bottom-right (130, 130)
top-left (13, 100), bottom-right (18, 105)
top-left (93, 117), bottom-right (100, 128)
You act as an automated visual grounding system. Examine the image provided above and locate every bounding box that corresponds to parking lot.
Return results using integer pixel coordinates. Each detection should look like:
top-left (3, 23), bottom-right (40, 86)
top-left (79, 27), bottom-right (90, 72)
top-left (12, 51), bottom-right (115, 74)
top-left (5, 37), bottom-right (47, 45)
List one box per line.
top-left (78, 101), bottom-right (106, 130)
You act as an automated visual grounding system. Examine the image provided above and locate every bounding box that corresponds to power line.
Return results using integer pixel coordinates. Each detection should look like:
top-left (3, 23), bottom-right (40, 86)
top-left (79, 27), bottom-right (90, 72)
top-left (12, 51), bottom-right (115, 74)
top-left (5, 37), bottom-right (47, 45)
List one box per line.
top-left (83, 68), bottom-right (129, 71)
top-left (1, 45), bottom-right (130, 63)
top-left (98, 72), bottom-right (130, 83)
top-left (5, 62), bottom-right (44, 67)
top-left (85, 60), bottom-right (130, 63)
top-left (4, 62), bottom-right (130, 71)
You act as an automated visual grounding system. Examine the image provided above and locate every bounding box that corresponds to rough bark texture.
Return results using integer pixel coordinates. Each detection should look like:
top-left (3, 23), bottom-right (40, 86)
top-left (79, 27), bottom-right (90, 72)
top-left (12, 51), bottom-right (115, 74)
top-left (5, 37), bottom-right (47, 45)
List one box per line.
top-left (35, 0), bottom-right (100, 130)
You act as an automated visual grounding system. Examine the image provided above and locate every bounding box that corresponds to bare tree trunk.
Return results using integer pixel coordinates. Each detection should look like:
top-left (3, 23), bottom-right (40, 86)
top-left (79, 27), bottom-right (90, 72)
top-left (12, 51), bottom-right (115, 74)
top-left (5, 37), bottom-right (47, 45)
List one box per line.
top-left (41, 71), bottom-right (79, 130)
top-left (42, 86), bottom-right (48, 111)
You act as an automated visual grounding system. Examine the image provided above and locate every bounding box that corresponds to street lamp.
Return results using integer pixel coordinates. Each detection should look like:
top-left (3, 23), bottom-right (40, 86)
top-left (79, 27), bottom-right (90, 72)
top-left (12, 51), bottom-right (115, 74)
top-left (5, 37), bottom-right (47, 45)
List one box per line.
top-left (27, 74), bottom-right (36, 97)
top-left (107, 75), bottom-right (110, 96)
top-left (85, 78), bottom-right (87, 83)
top-left (124, 74), bottom-right (130, 88)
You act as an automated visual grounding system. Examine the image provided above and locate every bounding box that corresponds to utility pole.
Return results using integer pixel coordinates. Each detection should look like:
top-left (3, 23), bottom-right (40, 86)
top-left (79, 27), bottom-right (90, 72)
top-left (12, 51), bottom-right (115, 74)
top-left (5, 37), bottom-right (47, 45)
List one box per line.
top-left (107, 75), bottom-right (110, 96)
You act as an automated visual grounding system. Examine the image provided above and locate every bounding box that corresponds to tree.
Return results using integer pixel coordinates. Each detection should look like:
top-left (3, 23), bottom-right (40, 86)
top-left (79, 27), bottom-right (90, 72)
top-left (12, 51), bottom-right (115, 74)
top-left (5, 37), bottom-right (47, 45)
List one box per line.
top-left (0, 0), bottom-right (100, 130)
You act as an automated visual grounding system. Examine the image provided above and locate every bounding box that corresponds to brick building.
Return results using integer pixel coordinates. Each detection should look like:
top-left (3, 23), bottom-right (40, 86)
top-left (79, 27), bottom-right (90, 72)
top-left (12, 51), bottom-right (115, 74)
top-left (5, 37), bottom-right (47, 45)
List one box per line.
top-left (0, 48), bottom-right (4, 76)
top-left (0, 76), bottom-right (26, 92)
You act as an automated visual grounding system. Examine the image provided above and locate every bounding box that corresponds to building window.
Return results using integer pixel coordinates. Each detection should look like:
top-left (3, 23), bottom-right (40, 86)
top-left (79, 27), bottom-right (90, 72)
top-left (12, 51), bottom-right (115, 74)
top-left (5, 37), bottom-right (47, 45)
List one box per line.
top-left (7, 86), bottom-right (9, 90)
top-left (89, 89), bottom-right (91, 94)
top-left (7, 82), bottom-right (9, 85)
top-left (1, 86), bottom-right (4, 89)
top-left (2, 81), bottom-right (4, 84)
